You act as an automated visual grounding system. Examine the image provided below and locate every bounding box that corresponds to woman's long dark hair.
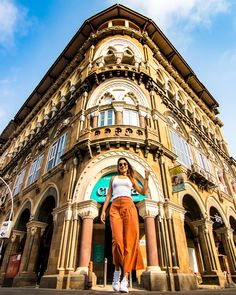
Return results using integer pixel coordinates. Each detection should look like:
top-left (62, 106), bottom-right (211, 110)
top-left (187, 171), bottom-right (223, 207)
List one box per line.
top-left (117, 157), bottom-right (135, 180)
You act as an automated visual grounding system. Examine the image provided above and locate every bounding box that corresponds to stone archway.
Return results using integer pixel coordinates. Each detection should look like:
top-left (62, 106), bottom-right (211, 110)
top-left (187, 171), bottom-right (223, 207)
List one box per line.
top-left (182, 194), bottom-right (204, 284)
top-left (34, 194), bottom-right (56, 286)
top-left (209, 206), bottom-right (236, 284)
top-left (73, 151), bottom-right (164, 202)
top-left (229, 216), bottom-right (236, 248)
top-left (0, 201), bottom-right (31, 287)
top-left (13, 187), bottom-right (58, 287)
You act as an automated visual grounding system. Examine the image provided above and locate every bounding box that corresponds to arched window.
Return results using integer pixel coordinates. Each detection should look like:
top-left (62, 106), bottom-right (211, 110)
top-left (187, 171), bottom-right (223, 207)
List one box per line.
top-left (191, 136), bottom-right (211, 173)
top-left (94, 38), bottom-right (143, 66)
top-left (87, 79), bottom-right (149, 128)
top-left (168, 116), bottom-right (192, 168)
top-left (217, 170), bottom-right (228, 194)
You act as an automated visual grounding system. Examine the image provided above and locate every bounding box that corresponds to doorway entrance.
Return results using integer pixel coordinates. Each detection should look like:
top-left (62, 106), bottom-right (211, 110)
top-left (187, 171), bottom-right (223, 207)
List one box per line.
top-left (92, 209), bottom-right (146, 286)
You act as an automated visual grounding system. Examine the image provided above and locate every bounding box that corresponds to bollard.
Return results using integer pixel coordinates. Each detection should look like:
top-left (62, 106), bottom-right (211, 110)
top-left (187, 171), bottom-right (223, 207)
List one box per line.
top-left (129, 271), bottom-right (132, 288)
top-left (104, 257), bottom-right (108, 287)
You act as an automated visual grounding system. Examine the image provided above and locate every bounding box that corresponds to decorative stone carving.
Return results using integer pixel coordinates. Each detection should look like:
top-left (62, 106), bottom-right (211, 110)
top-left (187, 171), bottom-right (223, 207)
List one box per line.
top-left (30, 226), bottom-right (37, 236)
top-left (137, 199), bottom-right (159, 219)
top-left (55, 117), bottom-right (71, 137)
top-left (77, 200), bottom-right (100, 220)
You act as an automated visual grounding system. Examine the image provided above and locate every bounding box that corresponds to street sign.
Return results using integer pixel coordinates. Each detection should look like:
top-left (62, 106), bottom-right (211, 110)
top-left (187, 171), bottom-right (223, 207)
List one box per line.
top-left (0, 221), bottom-right (12, 239)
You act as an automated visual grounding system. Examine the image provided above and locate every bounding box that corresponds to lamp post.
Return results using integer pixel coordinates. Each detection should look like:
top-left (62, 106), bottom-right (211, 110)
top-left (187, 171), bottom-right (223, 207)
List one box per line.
top-left (0, 176), bottom-right (14, 239)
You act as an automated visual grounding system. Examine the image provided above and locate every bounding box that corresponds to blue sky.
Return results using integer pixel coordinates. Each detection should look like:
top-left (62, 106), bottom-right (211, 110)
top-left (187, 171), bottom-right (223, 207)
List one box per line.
top-left (0, 0), bottom-right (236, 158)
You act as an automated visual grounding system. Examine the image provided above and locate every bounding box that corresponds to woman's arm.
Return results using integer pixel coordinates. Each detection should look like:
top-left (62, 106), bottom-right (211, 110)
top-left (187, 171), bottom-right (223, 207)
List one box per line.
top-left (101, 177), bottom-right (113, 224)
top-left (132, 170), bottom-right (150, 196)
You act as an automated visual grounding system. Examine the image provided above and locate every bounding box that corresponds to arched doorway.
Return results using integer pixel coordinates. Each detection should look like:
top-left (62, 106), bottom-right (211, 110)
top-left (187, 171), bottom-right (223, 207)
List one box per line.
top-left (229, 216), bottom-right (236, 248)
top-left (183, 194), bottom-right (204, 283)
top-left (209, 207), bottom-right (227, 274)
top-left (3, 206), bottom-right (30, 287)
top-left (229, 215), bottom-right (236, 283)
top-left (73, 151), bottom-right (163, 287)
top-left (35, 195), bottom-right (55, 285)
top-left (209, 206), bottom-right (236, 286)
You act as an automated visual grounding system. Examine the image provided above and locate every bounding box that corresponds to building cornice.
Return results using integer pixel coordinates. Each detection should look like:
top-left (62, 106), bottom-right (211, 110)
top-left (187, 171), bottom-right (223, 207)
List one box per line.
top-left (0, 4), bottom-right (220, 145)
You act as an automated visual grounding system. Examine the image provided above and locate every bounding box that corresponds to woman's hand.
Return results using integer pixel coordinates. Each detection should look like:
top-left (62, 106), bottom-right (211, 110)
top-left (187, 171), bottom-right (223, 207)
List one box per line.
top-left (145, 169), bottom-right (150, 179)
top-left (101, 210), bottom-right (106, 224)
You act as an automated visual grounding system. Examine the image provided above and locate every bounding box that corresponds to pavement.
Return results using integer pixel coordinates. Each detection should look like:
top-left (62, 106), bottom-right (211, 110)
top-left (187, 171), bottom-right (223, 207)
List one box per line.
top-left (0, 285), bottom-right (236, 295)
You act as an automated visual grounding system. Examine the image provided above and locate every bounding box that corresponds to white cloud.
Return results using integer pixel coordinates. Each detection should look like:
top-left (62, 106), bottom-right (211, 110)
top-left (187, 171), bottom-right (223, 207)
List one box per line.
top-left (0, 0), bottom-right (27, 47)
top-left (109, 0), bottom-right (230, 31)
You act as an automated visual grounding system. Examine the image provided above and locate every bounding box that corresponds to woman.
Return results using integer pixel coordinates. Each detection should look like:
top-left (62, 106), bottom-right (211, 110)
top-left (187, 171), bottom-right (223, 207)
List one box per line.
top-left (101, 157), bottom-right (150, 293)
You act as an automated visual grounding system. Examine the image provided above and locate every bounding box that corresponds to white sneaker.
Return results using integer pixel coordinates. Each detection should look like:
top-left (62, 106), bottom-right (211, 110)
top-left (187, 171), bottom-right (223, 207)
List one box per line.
top-left (112, 269), bottom-right (121, 292)
top-left (120, 277), bottom-right (129, 293)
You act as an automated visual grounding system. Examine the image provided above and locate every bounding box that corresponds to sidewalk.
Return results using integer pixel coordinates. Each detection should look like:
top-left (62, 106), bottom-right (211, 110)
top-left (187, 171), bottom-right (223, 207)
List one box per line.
top-left (0, 286), bottom-right (236, 295)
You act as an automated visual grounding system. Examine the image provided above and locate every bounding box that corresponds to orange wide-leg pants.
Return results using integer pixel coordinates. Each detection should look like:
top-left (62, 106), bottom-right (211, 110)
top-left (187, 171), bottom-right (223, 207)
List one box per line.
top-left (109, 197), bottom-right (144, 273)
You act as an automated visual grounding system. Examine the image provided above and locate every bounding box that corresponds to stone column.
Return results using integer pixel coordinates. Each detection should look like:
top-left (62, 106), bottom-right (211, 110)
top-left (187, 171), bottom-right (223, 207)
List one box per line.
top-left (192, 219), bottom-right (226, 286)
top-left (149, 90), bottom-right (156, 109)
top-left (137, 199), bottom-right (168, 291)
top-left (139, 110), bottom-right (146, 128)
top-left (215, 227), bottom-right (236, 283)
top-left (57, 204), bottom-right (73, 272)
top-left (91, 111), bottom-right (99, 128)
top-left (13, 221), bottom-right (47, 287)
top-left (67, 205), bottom-right (80, 271)
top-left (76, 200), bottom-right (100, 273)
top-left (112, 103), bottom-right (124, 125)
top-left (165, 208), bottom-right (178, 269)
top-left (168, 205), bottom-right (198, 291)
top-left (68, 200), bottom-right (100, 290)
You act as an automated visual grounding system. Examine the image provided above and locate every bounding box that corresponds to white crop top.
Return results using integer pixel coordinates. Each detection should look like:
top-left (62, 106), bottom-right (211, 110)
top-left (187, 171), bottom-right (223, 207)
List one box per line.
top-left (112, 176), bottom-right (133, 200)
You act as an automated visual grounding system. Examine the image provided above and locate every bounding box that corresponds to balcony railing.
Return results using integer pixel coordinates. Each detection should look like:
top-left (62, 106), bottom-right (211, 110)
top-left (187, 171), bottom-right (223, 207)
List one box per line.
top-left (78, 125), bottom-right (159, 151)
top-left (188, 163), bottom-right (217, 190)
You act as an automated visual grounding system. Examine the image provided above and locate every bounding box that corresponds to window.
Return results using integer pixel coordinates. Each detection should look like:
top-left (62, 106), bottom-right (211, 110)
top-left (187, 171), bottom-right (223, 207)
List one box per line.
top-left (123, 110), bottom-right (139, 126)
top-left (99, 110), bottom-right (114, 127)
top-left (45, 133), bottom-right (67, 172)
top-left (26, 154), bottom-right (44, 187)
top-left (195, 150), bottom-right (211, 173)
top-left (13, 169), bottom-right (26, 196)
top-left (217, 171), bottom-right (228, 194)
top-left (170, 130), bottom-right (192, 168)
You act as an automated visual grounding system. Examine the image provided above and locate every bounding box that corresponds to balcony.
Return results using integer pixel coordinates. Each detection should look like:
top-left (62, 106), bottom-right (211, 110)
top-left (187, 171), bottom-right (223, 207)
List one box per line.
top-left (77, 125), bottom-right (159, 152)
top-left (188, 163), bottom-right (217, 190)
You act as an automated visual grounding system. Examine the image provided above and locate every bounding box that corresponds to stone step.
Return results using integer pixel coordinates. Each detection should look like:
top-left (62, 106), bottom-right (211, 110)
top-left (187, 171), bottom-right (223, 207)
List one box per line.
top-left (198, 284), bottom-right (222, 289)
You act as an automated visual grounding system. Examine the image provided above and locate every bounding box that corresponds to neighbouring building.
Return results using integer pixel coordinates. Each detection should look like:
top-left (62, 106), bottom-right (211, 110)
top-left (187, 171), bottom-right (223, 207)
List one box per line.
top-left (0, 4), bottom-right (236, 291)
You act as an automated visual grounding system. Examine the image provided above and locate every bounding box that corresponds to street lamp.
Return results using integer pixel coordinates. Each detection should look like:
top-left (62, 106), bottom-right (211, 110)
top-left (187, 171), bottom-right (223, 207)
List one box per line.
top-left (0, 176), bottom-right (14, 239)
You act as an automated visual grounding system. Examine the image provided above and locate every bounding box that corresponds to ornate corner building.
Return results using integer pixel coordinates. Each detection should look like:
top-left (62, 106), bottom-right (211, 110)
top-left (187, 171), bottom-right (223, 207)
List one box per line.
top-left (0, 4), bottom-right (235, 291)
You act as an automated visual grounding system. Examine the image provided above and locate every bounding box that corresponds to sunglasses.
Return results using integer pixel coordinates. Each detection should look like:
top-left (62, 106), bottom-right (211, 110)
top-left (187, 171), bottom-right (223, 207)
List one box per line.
top-left (119, 162), bottom-right (127, 167)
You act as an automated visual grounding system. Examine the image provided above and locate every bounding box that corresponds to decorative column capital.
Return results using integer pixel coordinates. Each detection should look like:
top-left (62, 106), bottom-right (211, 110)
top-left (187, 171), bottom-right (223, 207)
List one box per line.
top-left (26, 220), bottom-right (47, 236)
top-left (136, 199), bottom-right (159, 219)
top-left (91, 110), bottom-right (99, 117)
top-left (77, 200), bottom-right (101, 220)
top-left (139, 110), bottom-right (147, 117)
top-left (11, 229), bottom-right (26, 241)
top-left (112, 101), bottom-right (125, 112)
top-left (215, 227), bottom-right (234, 240)
top-left (65, 204), bottom-right (73, 221)
top-left (191, 219), bottom-right (214, 233)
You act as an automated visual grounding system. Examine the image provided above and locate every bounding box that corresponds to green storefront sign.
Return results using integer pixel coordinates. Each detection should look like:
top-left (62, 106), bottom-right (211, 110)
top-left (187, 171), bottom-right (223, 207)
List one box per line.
top-left (91, 173), bottom-right (146, 202)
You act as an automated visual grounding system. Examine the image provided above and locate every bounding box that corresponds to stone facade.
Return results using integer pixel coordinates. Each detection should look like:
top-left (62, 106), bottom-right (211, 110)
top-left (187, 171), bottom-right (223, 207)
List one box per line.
top-left (0, 4), bottom-right (235, 292)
